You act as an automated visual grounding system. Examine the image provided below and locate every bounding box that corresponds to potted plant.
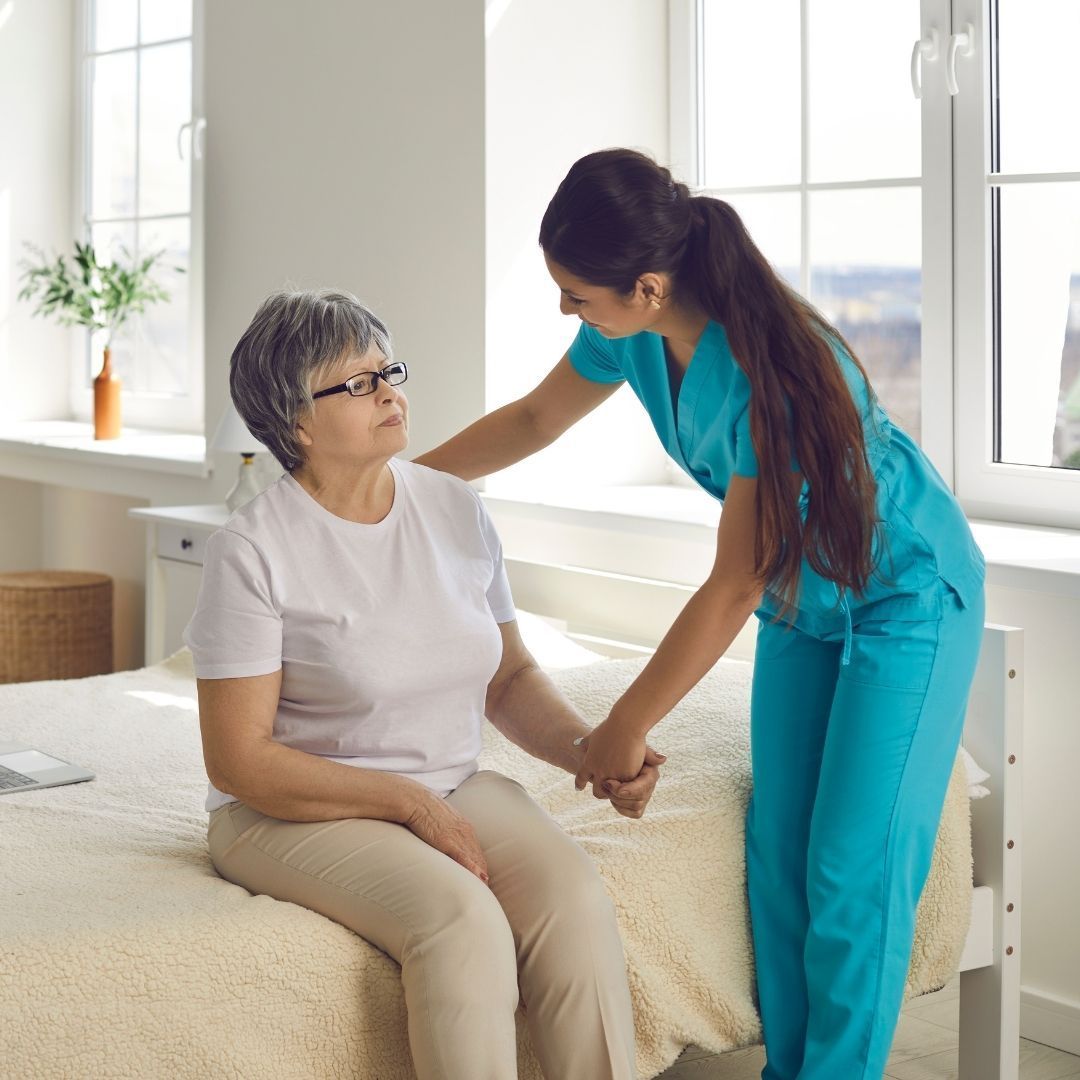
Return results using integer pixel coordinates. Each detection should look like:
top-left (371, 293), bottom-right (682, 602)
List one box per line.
top-left (18, 240), bottom-right (177, 439)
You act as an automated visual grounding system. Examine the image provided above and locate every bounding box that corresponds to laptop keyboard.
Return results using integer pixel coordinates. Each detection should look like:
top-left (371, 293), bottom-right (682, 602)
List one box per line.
top-left (0, 764), bottom-right (38, 789)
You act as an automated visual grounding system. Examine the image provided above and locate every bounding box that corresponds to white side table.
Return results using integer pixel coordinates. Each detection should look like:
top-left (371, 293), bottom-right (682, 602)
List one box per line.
top-left (128, 504), bottom-right (229, 665)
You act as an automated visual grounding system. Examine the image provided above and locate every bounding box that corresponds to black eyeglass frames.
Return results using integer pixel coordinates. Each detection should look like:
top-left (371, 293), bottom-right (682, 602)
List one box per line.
top-left (312, 361), bottom-right (408, 400)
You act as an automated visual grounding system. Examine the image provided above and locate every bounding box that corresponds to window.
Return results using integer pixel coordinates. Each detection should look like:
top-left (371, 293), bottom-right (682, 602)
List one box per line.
top-left (954, 0), bottom-right (1080, 525)
top-left (75, 0), bottom-right (204, 432)
top-left (672, 0), bottom-right (1080, 529)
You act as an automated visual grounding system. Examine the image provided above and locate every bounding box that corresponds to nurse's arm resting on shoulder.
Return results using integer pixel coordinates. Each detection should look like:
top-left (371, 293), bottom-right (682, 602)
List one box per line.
top-left (575, 473), bottom-right (764, 796)
top-left (413, 354), bottom-right (620, 481)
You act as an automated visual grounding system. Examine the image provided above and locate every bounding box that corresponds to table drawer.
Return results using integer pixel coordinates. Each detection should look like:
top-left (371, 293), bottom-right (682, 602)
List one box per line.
top-left (157, 522), bottom-right (212, 566)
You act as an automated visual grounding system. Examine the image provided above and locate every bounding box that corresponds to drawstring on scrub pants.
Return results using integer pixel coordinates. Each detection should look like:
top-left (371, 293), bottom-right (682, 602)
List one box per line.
top-left (835, 584), bottom-right (853, 667)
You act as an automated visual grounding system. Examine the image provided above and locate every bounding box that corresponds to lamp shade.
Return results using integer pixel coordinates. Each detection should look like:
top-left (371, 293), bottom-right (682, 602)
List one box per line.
top-left (211, 400), bottom-right (265, 454)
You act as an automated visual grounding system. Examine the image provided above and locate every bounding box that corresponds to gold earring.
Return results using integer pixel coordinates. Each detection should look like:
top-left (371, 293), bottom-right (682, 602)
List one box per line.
top-left (650, 299), bottom-right (661, 310)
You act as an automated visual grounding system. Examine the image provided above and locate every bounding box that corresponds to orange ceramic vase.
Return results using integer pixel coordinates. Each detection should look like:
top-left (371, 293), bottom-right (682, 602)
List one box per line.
top-left (93, 345), bottom-right (121, 440)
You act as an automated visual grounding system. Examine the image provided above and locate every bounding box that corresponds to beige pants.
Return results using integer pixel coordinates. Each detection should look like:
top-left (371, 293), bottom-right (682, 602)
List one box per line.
top-left (207, 769), bottom-right (636, 1080)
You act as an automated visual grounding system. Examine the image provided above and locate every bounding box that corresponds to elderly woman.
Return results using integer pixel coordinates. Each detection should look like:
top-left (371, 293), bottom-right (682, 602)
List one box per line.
top-left (184, 289), bottom-right (662, 1080)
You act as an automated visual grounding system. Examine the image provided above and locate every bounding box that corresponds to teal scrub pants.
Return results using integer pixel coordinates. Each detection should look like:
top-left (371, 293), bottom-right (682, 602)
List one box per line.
top-left (746, 582), bottom-right (985, 1080)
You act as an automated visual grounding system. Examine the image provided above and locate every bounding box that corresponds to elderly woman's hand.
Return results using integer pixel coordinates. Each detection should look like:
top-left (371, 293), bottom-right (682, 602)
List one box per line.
top-left (605, 746), bottom-right (666, 819)
top-left (575, 717), bottom-right (647, 799)
top-left (405, 790), bottom-right (490, 884)
top-left (574, 734), bottom-right (666, 819)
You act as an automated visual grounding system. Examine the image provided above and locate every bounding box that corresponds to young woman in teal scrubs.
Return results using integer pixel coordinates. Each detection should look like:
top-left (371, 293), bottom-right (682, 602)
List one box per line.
top-left (416, 148), bottom-right (986, 1080)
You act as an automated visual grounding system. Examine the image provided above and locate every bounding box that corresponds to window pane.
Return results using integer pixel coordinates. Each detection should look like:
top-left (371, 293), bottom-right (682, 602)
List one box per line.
top-left (701, 0), bottom-right (800, 189)
top-left (998, 0), bottom-right (1080, 175)
top-left (91, 0), bottom-right (137, 53)
top-left (89, 51), bottom-right (137, 219)
top-left (89, 222), bottom-right (137, 386)
top-left (139, 0), bottom-right (192, 44)
top-left (997, 183), bottom-right (1080, 469)
top-left (807, 0), bottom-right (920, 182)
top-left (723, 192), bottom-right (800, 290)
top-left (138, 41), bottom-right (192, 217)
top-left (135, 218), bottom-right (191, 396)
top-left (809, 188), bottom-right (922, 440)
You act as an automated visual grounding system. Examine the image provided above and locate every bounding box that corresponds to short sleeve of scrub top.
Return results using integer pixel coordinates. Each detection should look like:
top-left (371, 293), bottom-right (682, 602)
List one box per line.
top-left (568, 320), bottom-right (761, 493)
top-left (567, 324), bottom-right (627, 384)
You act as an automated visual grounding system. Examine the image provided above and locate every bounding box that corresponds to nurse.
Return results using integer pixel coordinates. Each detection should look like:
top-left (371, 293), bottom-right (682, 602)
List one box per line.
top-left (415, 147), bottom-right (986, 1080)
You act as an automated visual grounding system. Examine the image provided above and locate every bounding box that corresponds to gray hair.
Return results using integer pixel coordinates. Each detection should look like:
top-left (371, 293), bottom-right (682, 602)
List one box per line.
top-left (229, 288), bottom-right (393, 471)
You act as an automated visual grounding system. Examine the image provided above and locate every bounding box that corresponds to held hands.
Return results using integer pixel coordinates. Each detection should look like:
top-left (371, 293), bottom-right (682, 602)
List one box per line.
top-left (574, 720), bottom-right (666, 819)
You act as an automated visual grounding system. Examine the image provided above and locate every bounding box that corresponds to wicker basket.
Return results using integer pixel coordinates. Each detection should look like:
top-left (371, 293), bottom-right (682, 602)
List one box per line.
top-left (0, 571), bottom-right (114, 684)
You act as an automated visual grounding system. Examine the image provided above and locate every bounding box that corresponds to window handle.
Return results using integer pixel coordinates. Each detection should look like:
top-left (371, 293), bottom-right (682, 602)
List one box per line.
top-left (910, 28), bottom-right (940, 100)
top-left (177, 117), bottom-right (207, 161)
top-left (946, 23), bottom-right (975, 96)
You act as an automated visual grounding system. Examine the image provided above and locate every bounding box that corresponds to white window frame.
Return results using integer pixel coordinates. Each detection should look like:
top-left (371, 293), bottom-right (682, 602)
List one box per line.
top-left (953, 0), bottom-right (1080, 530)
top-left (671, 0), bottom-right (1080, 531)
top-left (71, 0), bottom-right (205, 434)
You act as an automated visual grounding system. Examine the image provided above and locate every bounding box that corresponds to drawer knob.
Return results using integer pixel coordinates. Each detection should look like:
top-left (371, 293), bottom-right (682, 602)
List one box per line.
top-left (181, 538), bottom-right (193, 550)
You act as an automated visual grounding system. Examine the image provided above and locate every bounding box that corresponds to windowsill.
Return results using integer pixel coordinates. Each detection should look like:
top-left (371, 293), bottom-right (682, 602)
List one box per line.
top-left (483, 481), bottom-right (720, 531)
top-left (482, 482), bottom-right (1080, 596)
top-left (0, 420), bottom-right (209, 478)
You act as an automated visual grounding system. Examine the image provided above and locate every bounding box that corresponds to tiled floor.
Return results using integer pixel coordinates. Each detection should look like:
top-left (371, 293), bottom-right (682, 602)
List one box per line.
top-left (656, 978), bottom-right (1080, 1080)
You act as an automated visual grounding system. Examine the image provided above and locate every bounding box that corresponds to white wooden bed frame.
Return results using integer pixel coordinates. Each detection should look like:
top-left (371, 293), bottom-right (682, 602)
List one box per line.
top-left (505, 556), bottom-right (1023, 1080)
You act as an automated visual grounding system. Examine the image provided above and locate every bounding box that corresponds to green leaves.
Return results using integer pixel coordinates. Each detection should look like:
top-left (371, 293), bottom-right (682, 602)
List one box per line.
top-left (17, 240), bottom-right (180, 345)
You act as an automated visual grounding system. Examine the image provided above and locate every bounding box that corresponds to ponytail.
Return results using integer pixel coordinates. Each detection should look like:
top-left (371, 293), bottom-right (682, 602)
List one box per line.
top-left (682, 197), bottom-right (879, 611)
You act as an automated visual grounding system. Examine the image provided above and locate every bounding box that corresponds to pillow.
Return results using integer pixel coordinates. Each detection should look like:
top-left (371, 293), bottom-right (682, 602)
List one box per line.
top-left (958, 745), bottom-right (991, 799)
top-left (513, 609), bottom-right (608, 669)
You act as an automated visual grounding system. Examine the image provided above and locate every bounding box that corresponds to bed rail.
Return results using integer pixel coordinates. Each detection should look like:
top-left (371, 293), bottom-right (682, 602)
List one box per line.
top-left (959, 623), bottom-right (1023, 1080)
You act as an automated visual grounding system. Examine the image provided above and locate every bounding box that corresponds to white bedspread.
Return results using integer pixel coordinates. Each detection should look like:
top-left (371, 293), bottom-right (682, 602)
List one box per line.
top-left (0, 650), bottom-right (972, 1079)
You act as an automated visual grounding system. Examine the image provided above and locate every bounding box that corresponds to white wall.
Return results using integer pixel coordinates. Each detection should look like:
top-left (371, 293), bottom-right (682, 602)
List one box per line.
top-left (0, 0), bottom-right (73, 424)
top-left (0, 477), bottom-right (42, 570)
top-left (484, 0), bottom-right (672, 494)
top-left (39, 485), bottom-right (147, 673)
top-left (202, 0), bottom-right (487, 458)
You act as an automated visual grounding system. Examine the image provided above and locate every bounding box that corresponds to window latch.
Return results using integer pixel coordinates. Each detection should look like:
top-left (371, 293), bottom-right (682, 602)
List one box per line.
top-left (177, 117), bottom-right (207, 162)
top-left (946, 23), bottom-right (976, 96)
top-left (910, 28), bottom-right (941, 100)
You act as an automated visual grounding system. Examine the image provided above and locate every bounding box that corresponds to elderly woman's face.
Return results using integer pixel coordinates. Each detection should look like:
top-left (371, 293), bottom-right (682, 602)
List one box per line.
top-left (299, 345), bottom-right (409, 466)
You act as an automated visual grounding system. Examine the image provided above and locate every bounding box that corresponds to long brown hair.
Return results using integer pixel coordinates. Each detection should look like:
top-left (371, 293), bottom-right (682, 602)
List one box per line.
top-left (539, 148), bottom-right (880, 611)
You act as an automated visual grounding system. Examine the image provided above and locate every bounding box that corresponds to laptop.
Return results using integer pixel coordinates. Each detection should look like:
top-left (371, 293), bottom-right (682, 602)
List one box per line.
top-left (0, 741), bottom-right (95, 794)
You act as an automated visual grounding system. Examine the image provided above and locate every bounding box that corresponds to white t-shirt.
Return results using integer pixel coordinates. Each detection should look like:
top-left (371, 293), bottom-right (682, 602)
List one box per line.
top-left (183, 459), bottom-right (516, 812)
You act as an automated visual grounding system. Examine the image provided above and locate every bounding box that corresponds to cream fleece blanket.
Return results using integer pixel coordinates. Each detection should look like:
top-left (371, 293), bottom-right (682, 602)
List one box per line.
top-left (0, 650), bottom-right (971, 1080)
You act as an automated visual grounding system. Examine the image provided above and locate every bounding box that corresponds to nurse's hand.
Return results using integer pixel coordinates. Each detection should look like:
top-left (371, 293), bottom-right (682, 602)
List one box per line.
top-left (575, 719), bottom-right (649, 800)
top-left (573, 733), bottom-right (666, 818)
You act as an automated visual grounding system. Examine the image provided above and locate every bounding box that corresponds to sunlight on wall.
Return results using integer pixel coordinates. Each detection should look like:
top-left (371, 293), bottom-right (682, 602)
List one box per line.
top-left (0, 187), bottom-right (10, 423)
top-left (485, 0), bottom-right (671, 494)
top-left (0, 2), bottom-right (15, 34)
top-left (484, 0), bottom-right (512, 38)
top-left (0, 186), bottom-right (9, 324)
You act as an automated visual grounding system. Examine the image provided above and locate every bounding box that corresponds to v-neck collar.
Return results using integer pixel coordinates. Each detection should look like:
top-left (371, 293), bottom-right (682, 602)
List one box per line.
top-left (662, 321), bottom-right (722, 458)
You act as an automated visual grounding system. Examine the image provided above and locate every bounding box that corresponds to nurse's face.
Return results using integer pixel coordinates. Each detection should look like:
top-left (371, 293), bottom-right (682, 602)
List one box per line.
top-left (544, 254), bottom-right (665, 338)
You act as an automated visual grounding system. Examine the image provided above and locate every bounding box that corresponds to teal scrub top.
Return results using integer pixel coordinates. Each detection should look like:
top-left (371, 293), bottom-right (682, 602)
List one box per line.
top-left (567, 320), bottom-right (985, 635)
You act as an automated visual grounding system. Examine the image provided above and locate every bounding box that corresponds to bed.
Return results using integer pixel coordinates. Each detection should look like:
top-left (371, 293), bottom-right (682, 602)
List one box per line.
top-left (0, 601), bottom-right (1021, 1080)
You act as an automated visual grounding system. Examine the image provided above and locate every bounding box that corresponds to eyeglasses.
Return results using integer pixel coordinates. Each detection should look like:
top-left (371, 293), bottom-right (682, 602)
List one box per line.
top-left (312, 361), bottom-right (408, 400)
